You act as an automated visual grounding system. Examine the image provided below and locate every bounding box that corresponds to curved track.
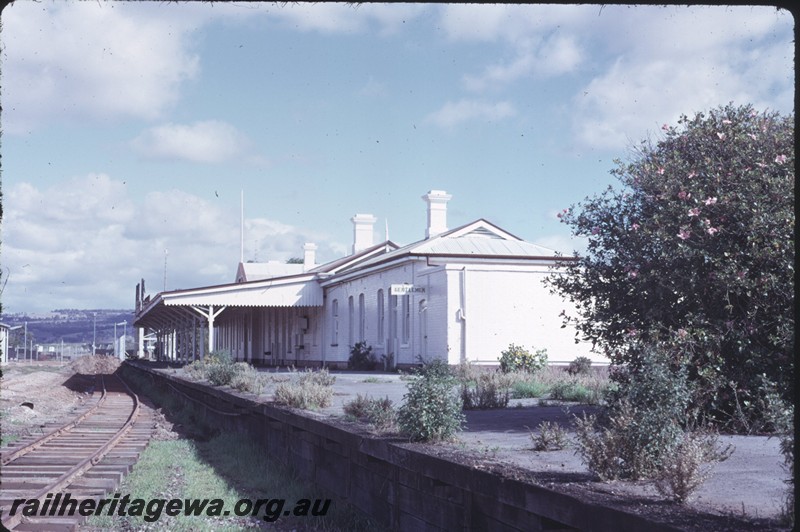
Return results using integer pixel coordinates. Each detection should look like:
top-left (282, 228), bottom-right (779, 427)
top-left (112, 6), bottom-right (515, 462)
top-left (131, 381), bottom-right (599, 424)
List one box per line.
top-left (0, 372), bottom-right (155, 531)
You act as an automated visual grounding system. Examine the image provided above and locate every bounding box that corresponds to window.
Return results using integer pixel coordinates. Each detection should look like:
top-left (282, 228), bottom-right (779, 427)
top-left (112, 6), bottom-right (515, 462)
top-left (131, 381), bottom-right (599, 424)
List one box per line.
top-left (348, 296), bottom-right (355, 347)
top-left (358, 293), bottom-right (366, 342)
top-left (331, 299), bottom-right (339, 346)
top-left (401, 294), bottom-right (410, 344)
top-left (377, 289), bottom-right (385, 344)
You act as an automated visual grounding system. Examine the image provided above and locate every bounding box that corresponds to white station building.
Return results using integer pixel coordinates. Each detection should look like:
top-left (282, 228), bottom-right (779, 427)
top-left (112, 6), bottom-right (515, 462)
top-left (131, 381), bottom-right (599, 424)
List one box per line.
top-left (134, 190), bottom-right (603, 368)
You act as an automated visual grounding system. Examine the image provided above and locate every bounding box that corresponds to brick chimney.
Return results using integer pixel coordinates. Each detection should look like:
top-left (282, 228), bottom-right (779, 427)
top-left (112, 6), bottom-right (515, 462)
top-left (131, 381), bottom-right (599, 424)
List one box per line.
top-left (422, 190), bottom-right (452, 239)
top-left (351, 214), bottom-right (377, 254)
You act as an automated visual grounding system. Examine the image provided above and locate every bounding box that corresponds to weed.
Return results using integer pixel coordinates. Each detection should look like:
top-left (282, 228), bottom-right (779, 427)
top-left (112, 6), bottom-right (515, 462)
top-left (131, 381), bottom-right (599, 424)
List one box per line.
top-left (274, 380), bottom-right (333, 410)
top-left (654, 430), bottom-right (733, 503)
top-left (298, 367), bottom-right (336, 387)
top-left (528, 421), bottom-right (569, 451)
top-left (458, 363), bottom-right (512, 409)
top-left (397, 359), bottom-right (465, 442)
top-left (511, 379), bottom-right (548, 399)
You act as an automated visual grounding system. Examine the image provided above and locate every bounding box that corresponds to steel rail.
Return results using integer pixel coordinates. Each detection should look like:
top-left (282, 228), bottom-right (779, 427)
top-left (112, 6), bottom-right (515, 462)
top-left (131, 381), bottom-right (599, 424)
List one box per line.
top-left (0, 373), bottom-right (145, 531)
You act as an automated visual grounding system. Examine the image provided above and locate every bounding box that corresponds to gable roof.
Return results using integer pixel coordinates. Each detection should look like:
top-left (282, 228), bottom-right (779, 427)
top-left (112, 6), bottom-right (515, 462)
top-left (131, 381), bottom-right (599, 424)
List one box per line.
top-left (236, 261), bottom-right (305, 283)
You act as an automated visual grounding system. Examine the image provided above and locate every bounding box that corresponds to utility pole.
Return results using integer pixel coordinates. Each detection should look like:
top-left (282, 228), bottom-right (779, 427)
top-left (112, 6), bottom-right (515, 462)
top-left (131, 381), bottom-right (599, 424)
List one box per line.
top-left (92, 312), bottom-right (97, 356)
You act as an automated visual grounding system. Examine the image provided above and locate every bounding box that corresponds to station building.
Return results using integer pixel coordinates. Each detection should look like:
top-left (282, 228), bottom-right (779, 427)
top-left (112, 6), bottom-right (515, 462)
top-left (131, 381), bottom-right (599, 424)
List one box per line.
top-left (133, 190), bottom-right (604, 367)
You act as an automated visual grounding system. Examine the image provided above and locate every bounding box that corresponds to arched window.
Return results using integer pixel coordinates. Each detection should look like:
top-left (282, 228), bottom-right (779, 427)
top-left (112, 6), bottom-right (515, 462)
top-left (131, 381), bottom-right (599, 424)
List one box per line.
top-left (358, 293), bottom-right (366, 342)
top-left (331, 299), bottom-right (339, 346)
top-left (348, 296), bottom-right (355, 347)
top-left (377, 289), bottom-right (385, 345)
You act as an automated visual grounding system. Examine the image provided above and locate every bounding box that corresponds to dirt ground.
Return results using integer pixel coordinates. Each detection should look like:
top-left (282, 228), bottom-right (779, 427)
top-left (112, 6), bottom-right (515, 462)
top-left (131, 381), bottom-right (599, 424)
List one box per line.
top-left (0, 356), bottom-right (123, 445)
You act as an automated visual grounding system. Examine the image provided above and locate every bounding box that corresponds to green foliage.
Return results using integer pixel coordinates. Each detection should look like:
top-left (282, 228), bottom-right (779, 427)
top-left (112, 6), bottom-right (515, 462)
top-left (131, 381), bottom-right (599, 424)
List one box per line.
top-left (511, 379), bottom-right (548, 398)
top-left (397, 359), bottom-right (465, 442)
top-left (274, 381), bottom-right (332, 410)
top-left (549, 380), bottom-right (596, 404)
top-left (297, 367), bottom-right (336, 387)
top-left (654, 430), bottom-right (732, 503)
top-left (573, 345), bottom-right (693, 480)
top-left (203, 351), bottom-right (240, 386)
top-left (498, 344), bottom-right (548, 374)
top-left (548, 103), bottom-right (794, 431)
top-left (344, 394), bottom-right (396, 431)
top-left (566, 356), bottom-right (593, 376)
top-left (456, 362), bottom-right (512, 409)
top-left (230, 363), bottom-right (267, 394)
top-left (529, 421), bottom-right (569, 451)
top-left (347, 341), bottom-right (377, 371)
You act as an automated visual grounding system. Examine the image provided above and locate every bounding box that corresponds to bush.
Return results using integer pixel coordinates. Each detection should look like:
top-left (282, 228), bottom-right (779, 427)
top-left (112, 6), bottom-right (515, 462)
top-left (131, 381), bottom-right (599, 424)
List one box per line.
top-left (274, 381), bottom-right (333, 410)
top-left (654, 430), bottom-right (732, 503)
top-left (397, 359), bottom-right (465, 442)
top-left (298, 367), bottom-right (336, 387)
top-left (529, 421), bottom-right (569, 451)
top-left (457, 363), bottom-right (512, 409)
top-left (230, 363), bottom-right (267, 394)
top-left (548, 104), bottom-right (794, 431)
top-left (498, 344), bottom-right (547, 374)
top-left (348, 341), bottom-right (377, 371)
top-left (573, 344), bottom-right (692, 480)
top-left (511, 379), bottom-right (548, 398)
top-left (345, 394), bottom-right (398, 430)
top-left (204, 351), bottom-right (240, 386)
top-left (566, 356), bottom-right (593, 376)
top-left (549, 380), bottom-right (594, 403)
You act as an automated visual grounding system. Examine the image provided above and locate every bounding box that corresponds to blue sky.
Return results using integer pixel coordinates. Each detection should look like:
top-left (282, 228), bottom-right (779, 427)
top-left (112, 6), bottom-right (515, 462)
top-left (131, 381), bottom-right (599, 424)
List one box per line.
top-left (1, 2), bottom-right (794, 314)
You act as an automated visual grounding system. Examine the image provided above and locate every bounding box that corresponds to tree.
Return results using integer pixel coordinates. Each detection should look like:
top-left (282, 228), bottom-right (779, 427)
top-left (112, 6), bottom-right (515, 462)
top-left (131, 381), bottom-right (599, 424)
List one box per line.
top-left (548, 103), bottom-right (794, 430)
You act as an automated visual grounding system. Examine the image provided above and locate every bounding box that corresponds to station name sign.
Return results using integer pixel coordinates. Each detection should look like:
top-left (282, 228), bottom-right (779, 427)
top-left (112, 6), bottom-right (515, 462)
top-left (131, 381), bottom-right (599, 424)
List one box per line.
top-left (390, 284), bottom-right (425, 295)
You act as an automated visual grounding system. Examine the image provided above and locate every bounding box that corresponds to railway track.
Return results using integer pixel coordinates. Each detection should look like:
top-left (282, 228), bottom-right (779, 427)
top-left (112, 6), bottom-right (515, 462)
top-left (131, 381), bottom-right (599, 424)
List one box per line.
top-left (0, 371), bottom-right (155, 531)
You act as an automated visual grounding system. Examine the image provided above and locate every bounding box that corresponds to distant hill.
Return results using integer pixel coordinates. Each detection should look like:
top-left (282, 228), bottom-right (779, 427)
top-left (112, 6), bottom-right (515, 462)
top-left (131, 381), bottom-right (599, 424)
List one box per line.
top-left (0, 309), bottom-right (134, 346)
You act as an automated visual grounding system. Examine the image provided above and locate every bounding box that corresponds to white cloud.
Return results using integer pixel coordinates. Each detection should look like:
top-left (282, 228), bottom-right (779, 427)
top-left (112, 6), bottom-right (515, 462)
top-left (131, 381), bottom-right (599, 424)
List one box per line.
top-left (2, 2), bottom-right (201, 133)
top-left (464, 34), bottom-right (583, 91)
top-left (1, 175), bottom-right (342, 313)
top-left (131, 121), bottom-right (252, 164)
top-left (425, 99), bottom-right (516, 129)
top-left (264, 3), bottom-right (429, 35)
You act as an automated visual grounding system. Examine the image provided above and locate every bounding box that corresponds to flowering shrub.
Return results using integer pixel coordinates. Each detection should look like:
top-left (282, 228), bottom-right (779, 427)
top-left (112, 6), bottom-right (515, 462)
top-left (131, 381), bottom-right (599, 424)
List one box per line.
top-left (548, 103), bottom-right (794, 431)
top-left (498, 344), bottom-right (548, 374)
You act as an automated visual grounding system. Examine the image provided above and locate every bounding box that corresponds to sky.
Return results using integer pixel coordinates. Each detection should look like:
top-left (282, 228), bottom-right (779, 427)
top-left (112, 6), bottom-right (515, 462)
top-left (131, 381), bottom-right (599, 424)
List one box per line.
top-left (0, 2), bottom-right (794, 315)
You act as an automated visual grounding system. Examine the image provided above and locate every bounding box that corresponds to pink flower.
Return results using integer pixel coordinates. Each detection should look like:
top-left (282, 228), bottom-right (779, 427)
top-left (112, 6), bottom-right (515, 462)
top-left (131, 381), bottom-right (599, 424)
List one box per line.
top-left (722, 119), bottom-right (732, 125)
top-left (627, 328), bottom-right (638, 337)
top-left (775, 154), bottom-right (787, 164)
top-left (677, 190), bottom-right (691, 200)
top-left (748, 133), bottom-right (758, 141)
top-left (717, 132), bottom-right (726, 140)
top-left (677, 329), bottom-right (688, 339)
top-left (707, 227), bottom-right (719, 236)
top-left (661, 123), bottom-right (670, 131)
top-left (704, 197), bottom-right (718, 206)
top-left (631, 223), bottom-right (640, 231)
top-left (628, 270), bottom-right (639, 279)
top-left (687, 171), bottom-right (697, 179)
top-left (591, 226), bottom-right (600, 235)
top-left (657, 167), bottom-right (665, 175)
top-left (688, 207), bottom-right (701, 217)
top-left (677, 228), bottom-right (691, 240)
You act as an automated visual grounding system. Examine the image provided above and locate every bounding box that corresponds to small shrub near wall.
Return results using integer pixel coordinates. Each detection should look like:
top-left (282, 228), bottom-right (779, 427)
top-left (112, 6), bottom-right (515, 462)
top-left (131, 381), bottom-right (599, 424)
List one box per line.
top-left (498, 344), bottom-right (548, 374)
top-left (348, 341), bottom-right (377, 371)
top-left (457, 363), bottom-right (512, 409)
top-left (566, 356), bottom-right (593, 376)
top-left (397, 360), bottom-right (465, 442)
